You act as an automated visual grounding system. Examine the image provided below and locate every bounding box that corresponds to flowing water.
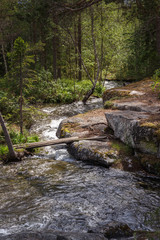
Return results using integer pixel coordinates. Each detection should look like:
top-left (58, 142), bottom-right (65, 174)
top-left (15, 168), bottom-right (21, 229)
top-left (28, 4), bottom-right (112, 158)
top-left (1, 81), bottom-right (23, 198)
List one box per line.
top-left (0, 82), bottom-right (160, 238)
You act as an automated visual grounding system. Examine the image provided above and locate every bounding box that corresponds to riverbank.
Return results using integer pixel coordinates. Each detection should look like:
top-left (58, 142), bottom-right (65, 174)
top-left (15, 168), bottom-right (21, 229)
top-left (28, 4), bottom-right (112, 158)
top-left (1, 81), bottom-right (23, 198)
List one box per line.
top-left (57, 78), bottom-right (160, 176)
top-left (0, 92), bottom-right (160, 239)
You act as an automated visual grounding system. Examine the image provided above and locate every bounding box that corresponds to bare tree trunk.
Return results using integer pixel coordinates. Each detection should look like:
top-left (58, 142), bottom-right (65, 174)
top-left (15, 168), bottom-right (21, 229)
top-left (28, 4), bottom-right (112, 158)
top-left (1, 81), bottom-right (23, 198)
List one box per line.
top-left (65, 27), bottom-right (93, 84)
top-left (0, 112), bottom-right (17, 160)
top-left (57, 33), bottom-right (61, 79)
top-left (63, 6), bottom-right (100, 104)
top-left (52, 15), bottom-right (58, 81)
top-left (156, 16), bottom-right (160, 56)
top-left (40, 23), bottom-right (47, 70)
top-left (100, 2), bottom-right (104, 82)
top-left (19, 54), bottom-right (23, 135)
top-left (69, 45), bottom-right (72, 79)
top-left (74, 20), bottom-right (78, 80)
top-left (1, 43), bottom-right (8, 74)
top-left (52, 31), bottom-right (57, 81)
top-left (82, 6), bottom-right (100, 104)
top-left (78, 13), bottom-right (82, 81)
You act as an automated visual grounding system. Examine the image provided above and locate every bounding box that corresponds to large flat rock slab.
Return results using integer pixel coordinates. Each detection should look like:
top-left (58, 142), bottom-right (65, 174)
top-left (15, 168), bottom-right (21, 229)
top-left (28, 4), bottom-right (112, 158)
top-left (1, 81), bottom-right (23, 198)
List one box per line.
top-left (114, 101), bottom-right (160, 113)
top-left (103, 79), bottom-right (154, 103)
top-left (56, 109), bottom-right (107, 139)
top-left (56, 109), bottom-right (135, 168)
top-left (105, 110), bottom-right (160, 157)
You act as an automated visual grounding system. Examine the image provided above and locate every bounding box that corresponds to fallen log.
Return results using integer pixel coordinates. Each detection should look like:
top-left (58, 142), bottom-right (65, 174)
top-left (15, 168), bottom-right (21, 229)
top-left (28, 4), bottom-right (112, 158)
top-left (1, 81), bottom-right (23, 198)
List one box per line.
top-left (14, 136), bottom-right (107, 150)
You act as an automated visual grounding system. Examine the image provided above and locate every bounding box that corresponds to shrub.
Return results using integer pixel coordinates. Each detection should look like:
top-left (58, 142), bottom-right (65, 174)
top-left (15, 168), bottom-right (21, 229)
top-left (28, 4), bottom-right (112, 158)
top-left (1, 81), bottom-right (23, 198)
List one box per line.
top-left (0, 128), bottom-right (39, 145)
top-left (0, 145), bottom-right (9, 157)
top-left (152, 68), bottom-right (160, 96)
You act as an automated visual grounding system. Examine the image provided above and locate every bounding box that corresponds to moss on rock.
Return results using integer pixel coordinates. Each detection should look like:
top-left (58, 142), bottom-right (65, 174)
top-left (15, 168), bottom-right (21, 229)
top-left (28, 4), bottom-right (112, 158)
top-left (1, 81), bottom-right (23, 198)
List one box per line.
top-left (139, 140), bottom-right (158, 154)
top-left (111, 140), bottom-right (133, 156)
top-left (140, 154), bottom-right (160, 176)
top-left (60, 122), bottom-right (79, 138)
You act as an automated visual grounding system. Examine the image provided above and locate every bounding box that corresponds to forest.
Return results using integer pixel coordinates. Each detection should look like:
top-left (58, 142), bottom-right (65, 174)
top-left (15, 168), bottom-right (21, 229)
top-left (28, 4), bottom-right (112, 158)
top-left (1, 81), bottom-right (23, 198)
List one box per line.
top-left (0, 1), bottom-right (160, 239)
top-left (0, 0), bottom-right (160, 157)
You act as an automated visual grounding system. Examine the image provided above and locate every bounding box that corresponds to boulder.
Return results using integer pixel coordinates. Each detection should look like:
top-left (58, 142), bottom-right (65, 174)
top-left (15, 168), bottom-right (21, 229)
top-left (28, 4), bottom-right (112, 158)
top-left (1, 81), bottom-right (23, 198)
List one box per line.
top-left (56, 109), bottom-right (134, 168)
top-left (113, 101), bottom-right (160, 113)
top-left (105, 110), bottom-right (160, 157)
top-left (103, 221), bottom-right (134, 239)
top-left (0, 232), bottom-right (107, 240)
top-left (103, 78), bottom-right (153, 104)
top-left (68, 140), bottom-right (117, 167)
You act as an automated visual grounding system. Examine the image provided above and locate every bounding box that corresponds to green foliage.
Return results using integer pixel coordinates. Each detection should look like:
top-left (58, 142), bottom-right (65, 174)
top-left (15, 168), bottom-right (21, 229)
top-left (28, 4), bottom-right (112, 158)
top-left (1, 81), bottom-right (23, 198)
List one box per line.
top-left (111, 141), bottom-right (133, 156)
top-left (0, 127), bottom-right (39, 145)
top-left (0, 90), bottom-right (19, 122)
top-left (27, 69), bottom-right (105, 104)
top-left (1, 0), bottom-right (160, 83)
top-left (152, 68), bottom-right (160, 92)
top-left (0, 145), bottom-right (9, 158)
top-left (0, 90), bottom-right (38, 131)
top-left (6, 37), bottom-right (36, 96)
top-left (0, 127), bottom-right (39, 161)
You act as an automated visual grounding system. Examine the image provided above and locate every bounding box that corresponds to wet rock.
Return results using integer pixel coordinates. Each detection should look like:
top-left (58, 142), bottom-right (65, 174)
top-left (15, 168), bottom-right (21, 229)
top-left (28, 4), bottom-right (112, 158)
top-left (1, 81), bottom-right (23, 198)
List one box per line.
top-left (56, 232), bottom-right (107, 240)
top-left (88, 221), bottom-right (134, 239)
top-left (105, 110), bottom-right (159, 156)
top-left (0, 232), bottom-right (57, 240)
top-left (105, 110), bottom-right (160, 175)
top-left (0, 232), bottom-right (107, 240)
top-left (68, 140), bottom-right (116, 167)
top-left (133, 231), bottom-right (160, 240)
top-left (57, 109), bottom-right (135, 168)
top-left (103, 221), bottom-right (134, 239)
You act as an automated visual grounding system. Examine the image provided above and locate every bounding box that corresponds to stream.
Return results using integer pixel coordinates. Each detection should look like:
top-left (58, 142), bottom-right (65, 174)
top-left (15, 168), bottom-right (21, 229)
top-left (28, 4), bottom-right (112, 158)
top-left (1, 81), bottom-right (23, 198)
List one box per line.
top-left (0, 82), bottom-right (160, 239)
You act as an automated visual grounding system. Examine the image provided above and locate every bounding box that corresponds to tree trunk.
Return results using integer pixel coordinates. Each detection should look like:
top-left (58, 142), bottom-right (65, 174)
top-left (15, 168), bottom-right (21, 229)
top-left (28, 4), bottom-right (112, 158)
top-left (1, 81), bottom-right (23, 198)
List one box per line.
top-left (52, 15), bottom-right (58, 81)
top-left (74, 20), bottom-right (78, 80)
top-left (15, 136), bottom-right (107, 150)
top-left (32, 21), bottom-right (37, 64)
top-left (78, 13), bottom-right (82, 81)
top-left (52, 32), bottom-right (57, 81)
top-left (1, 43), bottom-right (8, 74)
top-left (156, 16), bottom-right (160, 57)
top-left (82, 6), bottom-right (100, 104)
top-left (57, 33), bottom-right (61, 79)
top-left (19, 54), bottom-right (23, 135)
top-left (100, 2), bottom-right (104, 82)
top-left (69, 45), bottom-right (72, 79)
top-left (0, 112), bottom-right (17, 160)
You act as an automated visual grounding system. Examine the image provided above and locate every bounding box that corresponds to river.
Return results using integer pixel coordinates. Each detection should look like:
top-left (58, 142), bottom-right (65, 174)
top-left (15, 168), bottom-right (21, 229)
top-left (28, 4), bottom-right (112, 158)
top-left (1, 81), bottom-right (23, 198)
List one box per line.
top-left (0, 82), bottom-right (160, 239)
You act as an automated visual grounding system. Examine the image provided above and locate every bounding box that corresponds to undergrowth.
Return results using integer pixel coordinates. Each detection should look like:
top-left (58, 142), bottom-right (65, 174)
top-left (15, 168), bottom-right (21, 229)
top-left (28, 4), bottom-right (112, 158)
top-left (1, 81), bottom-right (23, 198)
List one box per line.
top-left (0, 128), bottom-right (39, 161)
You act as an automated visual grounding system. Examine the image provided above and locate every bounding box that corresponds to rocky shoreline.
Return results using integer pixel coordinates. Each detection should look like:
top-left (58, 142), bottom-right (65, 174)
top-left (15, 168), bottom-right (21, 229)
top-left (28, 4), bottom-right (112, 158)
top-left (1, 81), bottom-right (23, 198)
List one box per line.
top-left (57, 79), bottom-right (160, 176)
top-left (1, 79), bottom-right (160, 240)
